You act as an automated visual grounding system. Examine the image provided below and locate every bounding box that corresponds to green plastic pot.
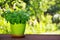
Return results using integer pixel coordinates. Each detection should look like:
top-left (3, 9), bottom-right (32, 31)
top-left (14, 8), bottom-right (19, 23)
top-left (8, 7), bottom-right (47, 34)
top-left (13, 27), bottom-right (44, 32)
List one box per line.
top-left (11, 23), bottom-right (26, 37)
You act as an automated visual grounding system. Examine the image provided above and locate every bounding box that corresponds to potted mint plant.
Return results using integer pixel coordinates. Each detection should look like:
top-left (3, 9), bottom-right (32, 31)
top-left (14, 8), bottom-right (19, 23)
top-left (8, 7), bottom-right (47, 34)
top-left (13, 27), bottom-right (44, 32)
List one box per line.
top-left (1, 10), bottom-right (30, 37)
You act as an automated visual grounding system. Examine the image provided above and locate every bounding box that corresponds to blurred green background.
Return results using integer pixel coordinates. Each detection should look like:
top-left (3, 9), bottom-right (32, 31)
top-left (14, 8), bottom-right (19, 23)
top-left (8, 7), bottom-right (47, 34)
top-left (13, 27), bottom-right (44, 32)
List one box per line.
top-left (0, 0), bottom-right (60, 34)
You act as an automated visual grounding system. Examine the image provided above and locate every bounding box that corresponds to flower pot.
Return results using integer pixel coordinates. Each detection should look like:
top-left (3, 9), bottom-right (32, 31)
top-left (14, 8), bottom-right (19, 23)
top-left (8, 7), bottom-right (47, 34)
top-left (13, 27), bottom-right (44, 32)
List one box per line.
top-left (11, 23), bottom-right (26, 38)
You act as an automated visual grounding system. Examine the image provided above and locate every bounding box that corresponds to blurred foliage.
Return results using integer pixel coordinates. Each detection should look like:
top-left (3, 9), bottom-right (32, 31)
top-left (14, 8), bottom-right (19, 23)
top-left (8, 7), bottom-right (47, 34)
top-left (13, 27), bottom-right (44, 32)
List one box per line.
top-left (0, 16), bottom-right (10, 34)
top-left (0, 0), bottom-right (60, 34)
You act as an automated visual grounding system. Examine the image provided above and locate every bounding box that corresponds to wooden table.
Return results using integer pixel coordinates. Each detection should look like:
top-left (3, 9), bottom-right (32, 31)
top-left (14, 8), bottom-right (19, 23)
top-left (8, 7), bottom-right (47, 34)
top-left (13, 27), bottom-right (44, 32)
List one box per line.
top-left (0, 34), bottom-right (60, 40)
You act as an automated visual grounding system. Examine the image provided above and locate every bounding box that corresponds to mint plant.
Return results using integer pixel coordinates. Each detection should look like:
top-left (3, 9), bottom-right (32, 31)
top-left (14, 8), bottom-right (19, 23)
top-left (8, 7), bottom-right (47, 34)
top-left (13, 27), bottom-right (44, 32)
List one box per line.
top-left (1, 10), bottom-right (30, 24)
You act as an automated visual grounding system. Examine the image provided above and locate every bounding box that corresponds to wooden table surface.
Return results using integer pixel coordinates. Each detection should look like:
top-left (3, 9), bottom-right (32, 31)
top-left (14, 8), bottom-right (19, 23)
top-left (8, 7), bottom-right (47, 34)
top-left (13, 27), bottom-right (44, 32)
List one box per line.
top-left (0, 34), bottom-right (60, 40)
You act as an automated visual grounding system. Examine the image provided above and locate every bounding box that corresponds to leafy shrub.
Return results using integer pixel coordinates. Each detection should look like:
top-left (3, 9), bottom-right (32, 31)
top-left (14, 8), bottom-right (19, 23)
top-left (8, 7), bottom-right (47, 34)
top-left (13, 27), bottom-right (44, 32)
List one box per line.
top-left (1, 10), bottom-right (30, 24)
